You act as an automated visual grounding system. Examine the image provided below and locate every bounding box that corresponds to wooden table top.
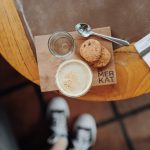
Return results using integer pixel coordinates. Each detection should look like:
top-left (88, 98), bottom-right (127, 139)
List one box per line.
top-left (1, 0), bottom-right (150, 101)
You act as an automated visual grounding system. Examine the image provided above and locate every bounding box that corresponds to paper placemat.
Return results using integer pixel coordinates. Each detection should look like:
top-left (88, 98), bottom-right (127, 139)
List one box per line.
top-left (34, 27), bottom-right (117, 92)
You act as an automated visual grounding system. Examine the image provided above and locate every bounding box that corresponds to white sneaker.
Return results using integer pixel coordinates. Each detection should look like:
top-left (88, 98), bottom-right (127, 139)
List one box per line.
top-left (71, 114), bottom-right (97, 150)
top-left (46, 97), bottom-right (70, 145)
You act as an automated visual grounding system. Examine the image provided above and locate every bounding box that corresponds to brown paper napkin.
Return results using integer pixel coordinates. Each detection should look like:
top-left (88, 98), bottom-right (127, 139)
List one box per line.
top-left (34, 27), bottom-right (117, 92)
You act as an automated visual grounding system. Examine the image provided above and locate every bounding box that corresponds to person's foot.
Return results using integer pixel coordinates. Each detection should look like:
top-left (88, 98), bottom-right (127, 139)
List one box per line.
top-left (71, 114), bottom-right (97, 150)
top-left (46, 97), bottom-right (70, 145)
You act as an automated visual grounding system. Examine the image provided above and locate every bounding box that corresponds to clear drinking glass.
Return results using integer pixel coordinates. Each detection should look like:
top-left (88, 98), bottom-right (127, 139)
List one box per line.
top-left (48, 31), bottom-right (75, 59)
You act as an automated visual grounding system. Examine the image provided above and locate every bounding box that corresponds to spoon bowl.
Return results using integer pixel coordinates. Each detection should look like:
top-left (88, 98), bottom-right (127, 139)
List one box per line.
top-left (75, 23), bottom-right (92, 37)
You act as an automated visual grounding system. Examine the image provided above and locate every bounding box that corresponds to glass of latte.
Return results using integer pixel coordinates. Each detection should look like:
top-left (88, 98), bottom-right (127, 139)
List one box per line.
top-left (55, 59), bottom-right (93, 97)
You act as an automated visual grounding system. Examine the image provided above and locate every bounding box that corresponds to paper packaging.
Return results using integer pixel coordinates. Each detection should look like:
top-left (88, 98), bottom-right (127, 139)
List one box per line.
top-left (134, 34), bottom-right (150, 68)
top-left (34, 27), bottom-right (117, 92)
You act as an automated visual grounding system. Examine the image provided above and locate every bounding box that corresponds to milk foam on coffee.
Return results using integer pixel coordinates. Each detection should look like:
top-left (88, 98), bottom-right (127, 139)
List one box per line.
top-left (56, 59), bottom-right (93, 97)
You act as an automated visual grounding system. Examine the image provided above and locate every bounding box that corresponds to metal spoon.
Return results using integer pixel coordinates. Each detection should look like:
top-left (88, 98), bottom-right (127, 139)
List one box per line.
top-left (75, 23), bottom-right (129, 46)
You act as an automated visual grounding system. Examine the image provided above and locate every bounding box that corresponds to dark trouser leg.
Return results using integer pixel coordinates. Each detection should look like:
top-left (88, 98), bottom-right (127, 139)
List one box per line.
top-left (0, 106), bottom-right (19, 150)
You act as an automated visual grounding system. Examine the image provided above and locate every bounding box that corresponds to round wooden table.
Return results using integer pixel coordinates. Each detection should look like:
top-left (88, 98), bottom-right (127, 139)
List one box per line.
top-left (1, 0), bottom-right (150, 101)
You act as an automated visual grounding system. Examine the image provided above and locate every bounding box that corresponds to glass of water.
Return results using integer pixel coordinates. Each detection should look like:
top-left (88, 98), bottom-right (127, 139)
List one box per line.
top-left (48, 31), bottom-right (75, 59)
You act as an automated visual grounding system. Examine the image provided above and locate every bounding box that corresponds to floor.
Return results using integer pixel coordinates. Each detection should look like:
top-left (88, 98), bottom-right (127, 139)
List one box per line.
top-left (0, 55), bottom-right (150, 150)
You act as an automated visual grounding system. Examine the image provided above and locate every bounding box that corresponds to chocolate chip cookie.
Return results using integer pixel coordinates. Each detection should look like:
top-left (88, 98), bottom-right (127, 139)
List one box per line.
top-left (80, 39), bottom-right (102, 63)
top-left (93, 46), bottom-right (111, 68)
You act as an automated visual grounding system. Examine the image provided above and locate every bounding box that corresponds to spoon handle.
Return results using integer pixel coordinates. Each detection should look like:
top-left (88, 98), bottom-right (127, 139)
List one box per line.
top-left (92, 32), bottom-right (129, 46)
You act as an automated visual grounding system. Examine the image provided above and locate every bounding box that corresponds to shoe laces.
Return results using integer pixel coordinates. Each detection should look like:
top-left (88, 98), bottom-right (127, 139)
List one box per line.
top-left (47, 111), bottom-right (67, 144)
top-left (72, 127), bottom-right (92, 150)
